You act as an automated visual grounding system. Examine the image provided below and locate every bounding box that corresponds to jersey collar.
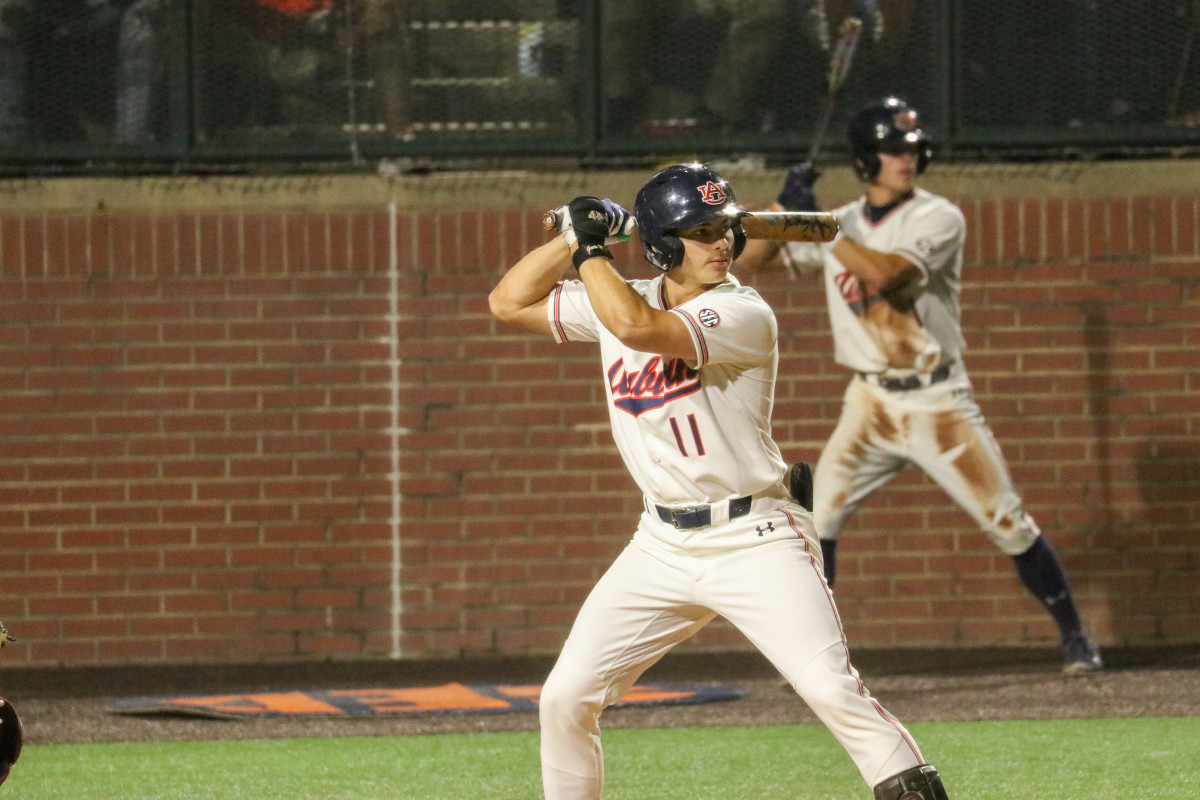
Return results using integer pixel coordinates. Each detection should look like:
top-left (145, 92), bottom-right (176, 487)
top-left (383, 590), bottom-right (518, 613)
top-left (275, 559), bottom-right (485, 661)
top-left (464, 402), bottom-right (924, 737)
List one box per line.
top-left (862, 189), bottom-right (915, 224)
top-left (655, 274), bottom-right (738, 310)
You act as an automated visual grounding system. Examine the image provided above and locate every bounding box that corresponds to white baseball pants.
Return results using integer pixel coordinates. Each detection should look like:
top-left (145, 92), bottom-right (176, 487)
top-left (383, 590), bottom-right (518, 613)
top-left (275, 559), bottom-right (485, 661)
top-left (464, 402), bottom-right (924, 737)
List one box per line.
top-left (539, 523), bottom-right (925, 799)
top-left (816, 376), bottom-right (1041, 556)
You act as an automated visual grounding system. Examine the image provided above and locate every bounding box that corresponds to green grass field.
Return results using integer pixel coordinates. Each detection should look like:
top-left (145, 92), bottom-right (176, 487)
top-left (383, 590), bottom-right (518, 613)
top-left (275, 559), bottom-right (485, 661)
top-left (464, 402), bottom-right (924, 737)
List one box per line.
top-left (9, 717), bottom-right (1198, 799)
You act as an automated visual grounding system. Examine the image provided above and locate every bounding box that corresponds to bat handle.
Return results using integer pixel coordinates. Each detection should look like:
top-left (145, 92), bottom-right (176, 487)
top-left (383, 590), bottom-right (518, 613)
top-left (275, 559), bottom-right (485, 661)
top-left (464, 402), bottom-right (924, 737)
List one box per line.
top-left (542, 207), bottom-right (637, 240)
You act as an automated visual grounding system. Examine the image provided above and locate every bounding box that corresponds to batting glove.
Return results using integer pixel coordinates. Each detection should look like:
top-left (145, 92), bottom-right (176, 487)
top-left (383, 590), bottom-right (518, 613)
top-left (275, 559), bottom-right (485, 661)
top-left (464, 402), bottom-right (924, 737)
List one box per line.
top-left (600, 198), bottom-right (635, 242)
top-left (567, 196), bottom-right (614, 270)
top-left (551, 203), bottom-right (579, 246)
top-left (777, 161), bottom-right (821, 212)
top-left (553, 198), bottom-right (634, 247)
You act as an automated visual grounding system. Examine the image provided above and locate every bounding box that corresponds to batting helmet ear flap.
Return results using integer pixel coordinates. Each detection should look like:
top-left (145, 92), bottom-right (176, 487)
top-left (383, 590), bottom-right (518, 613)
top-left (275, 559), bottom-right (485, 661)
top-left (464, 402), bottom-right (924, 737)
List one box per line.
top-left (915, 146), bottom-right (932, 175)
top-left (853, 152), bottom-right (881, 182)
top-left (732, 222), bottom-right (746, 259)
top-left (647, 232), bottom-right (686, 271)
top-left (642, 220), bottom-right (744, 272)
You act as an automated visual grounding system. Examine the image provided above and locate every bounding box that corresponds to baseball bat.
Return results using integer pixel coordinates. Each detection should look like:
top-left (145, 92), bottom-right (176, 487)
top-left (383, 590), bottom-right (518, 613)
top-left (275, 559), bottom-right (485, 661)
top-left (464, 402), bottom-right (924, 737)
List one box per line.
top-left (808, 16), bottom-right (863, 162)
top-left (541, 209), bottom-right (839, 243)
top-left (738, 210), bottom-right (839, 242)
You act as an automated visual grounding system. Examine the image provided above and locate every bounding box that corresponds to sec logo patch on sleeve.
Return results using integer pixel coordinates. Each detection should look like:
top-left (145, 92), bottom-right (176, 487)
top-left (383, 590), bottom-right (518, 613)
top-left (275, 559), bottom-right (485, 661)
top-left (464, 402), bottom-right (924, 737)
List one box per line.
top-left (698, 309), bottom-right (720, 328)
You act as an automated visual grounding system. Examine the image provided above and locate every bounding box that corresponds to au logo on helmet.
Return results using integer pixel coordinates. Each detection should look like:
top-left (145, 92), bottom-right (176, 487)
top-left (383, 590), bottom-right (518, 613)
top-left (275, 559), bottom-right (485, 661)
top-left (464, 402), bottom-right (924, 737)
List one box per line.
top-left (698, 181), bottom-right (727, 205)
top-left (892, 108), bottom-right (919, 132)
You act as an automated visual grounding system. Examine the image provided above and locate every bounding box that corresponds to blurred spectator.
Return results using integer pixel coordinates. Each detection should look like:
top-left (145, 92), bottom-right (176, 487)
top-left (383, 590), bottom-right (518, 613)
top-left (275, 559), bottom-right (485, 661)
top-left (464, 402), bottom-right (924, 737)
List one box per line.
top-left (601, 0), bottom-right (785, 135)
top-left (193, 0), bottom-right (336, 142)
top-left (351, 0), bottom-right (414, 141)
top-left (115, 0), bottom-right (174, 145)
top-left (0, 0), bottom-right (30, 144)
top-left (192, 0), bottom-right (411, 145)
top-left (601, 0), bottom-right (888, 136)
top-left (699, 0), bottom-right (791, 133)
top-left (0, 0), bottom-right (128, 147)
top-left (0, 0), bottom-right (347, 148)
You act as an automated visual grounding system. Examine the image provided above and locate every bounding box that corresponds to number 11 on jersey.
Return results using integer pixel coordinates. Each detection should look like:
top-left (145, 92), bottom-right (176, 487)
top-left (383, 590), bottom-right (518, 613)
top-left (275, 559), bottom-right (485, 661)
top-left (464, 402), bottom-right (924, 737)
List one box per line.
top-left (669, 414), bottom-right (706, 456)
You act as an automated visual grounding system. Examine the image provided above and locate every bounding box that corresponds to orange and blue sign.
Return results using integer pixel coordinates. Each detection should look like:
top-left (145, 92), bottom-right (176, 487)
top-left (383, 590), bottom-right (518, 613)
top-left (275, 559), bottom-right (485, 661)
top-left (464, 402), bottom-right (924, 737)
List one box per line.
top-left (108, 682), bottom-right (745, 718)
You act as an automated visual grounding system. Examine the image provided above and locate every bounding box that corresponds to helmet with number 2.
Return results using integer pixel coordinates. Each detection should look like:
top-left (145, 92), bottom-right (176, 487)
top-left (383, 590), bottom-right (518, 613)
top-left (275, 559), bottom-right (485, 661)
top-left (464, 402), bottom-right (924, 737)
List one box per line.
top-left (847, 96), bottom-right (933, 182)
top-left (633, 163), bottom-right (746, 272)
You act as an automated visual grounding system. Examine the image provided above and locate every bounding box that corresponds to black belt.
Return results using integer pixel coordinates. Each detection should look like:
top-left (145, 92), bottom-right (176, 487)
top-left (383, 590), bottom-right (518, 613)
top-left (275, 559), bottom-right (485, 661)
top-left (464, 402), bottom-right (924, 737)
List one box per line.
top-left (654, 496), bottom-right (753, 529)
top-left (865, 363), bottom-right (952, 392)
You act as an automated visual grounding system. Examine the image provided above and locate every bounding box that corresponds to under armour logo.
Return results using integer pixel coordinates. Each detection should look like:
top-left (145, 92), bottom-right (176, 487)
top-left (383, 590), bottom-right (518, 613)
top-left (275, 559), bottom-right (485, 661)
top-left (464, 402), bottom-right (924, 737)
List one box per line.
top-left (756, 522), bottom-right (775, 536)
top-left (698, 181), bottom-right (727, 205)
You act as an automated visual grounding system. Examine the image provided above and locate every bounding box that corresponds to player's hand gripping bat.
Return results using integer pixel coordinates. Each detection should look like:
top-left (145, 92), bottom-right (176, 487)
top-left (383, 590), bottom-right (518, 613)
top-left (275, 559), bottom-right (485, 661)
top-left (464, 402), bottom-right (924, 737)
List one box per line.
top-left (541, 208), bottom-right (839, 244)
top-left (808, 16), bottom-right (864, 162)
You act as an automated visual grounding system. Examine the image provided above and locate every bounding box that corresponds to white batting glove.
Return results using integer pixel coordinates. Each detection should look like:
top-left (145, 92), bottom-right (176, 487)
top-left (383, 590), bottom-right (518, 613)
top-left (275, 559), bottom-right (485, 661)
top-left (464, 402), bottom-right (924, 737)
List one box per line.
top-left (551, 203), bottom-right (578, 246)
top-left (600, 199), bottom-right (635, 243)
top-left (553, 199), bottom-right (635, 247)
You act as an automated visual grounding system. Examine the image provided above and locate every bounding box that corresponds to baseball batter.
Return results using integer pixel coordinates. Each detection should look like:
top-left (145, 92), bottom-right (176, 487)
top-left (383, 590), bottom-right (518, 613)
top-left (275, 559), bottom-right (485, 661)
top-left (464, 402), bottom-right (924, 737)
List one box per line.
top-left (738, 96), bottom-right (1103, 675)
top-left (489, 163), bottom-right (951, 800)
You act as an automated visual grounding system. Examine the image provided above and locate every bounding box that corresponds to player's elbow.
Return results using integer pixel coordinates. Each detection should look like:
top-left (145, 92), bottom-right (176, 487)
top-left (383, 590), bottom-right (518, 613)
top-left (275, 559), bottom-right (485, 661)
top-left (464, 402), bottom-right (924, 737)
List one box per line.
top-left (488, 287), bottom-right (520, 323)
top-left (879, 264), bottom-right (924, 307)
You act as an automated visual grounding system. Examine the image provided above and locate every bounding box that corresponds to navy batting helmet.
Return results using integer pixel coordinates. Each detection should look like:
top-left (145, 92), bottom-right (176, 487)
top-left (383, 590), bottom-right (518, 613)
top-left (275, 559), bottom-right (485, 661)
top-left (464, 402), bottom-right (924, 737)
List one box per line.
top-left (633, 163), bottom-right (746, 272)
top-left (847, 96), bottom-right (932, 182)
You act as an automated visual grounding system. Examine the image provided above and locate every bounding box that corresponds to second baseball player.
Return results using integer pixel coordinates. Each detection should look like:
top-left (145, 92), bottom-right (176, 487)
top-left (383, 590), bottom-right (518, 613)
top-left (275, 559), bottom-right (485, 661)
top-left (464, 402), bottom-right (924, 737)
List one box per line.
top-left (738, 96), bottom-right (1103, 676)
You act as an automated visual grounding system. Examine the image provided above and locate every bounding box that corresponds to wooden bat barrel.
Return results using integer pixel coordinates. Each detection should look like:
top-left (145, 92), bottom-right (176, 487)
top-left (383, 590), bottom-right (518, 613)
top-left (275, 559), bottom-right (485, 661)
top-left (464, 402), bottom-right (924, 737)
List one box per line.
top-left (542, 209), bottom-right (838, 243)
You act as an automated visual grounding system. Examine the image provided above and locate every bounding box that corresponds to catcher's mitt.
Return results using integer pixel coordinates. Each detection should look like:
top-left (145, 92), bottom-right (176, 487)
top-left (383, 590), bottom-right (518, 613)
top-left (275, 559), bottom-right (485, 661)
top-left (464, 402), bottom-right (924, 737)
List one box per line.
top-left (0, 698), bottom-right (21, 786)
top-left (0, 620), bottom-right (20, 786)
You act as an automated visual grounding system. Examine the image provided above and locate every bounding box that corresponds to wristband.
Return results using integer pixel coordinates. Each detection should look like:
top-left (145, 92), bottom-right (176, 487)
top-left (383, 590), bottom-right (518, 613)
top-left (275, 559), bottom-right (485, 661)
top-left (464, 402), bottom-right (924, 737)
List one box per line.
top-left (572, 243), bottom-right (613, 270)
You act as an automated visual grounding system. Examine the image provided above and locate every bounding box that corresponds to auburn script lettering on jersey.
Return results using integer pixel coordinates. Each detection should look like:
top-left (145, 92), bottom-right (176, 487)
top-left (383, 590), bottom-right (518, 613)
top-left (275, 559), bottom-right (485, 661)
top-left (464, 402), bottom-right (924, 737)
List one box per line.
top-left (608, 356), bottom-right (701, 416)
top-left (548, 273), bottom-right (787, 507)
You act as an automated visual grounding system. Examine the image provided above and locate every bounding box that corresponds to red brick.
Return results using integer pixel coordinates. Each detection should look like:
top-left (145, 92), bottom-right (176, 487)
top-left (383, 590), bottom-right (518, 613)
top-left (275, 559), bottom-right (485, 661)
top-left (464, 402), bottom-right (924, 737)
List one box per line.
top-left (2, 186), bottom-right (1198, 668)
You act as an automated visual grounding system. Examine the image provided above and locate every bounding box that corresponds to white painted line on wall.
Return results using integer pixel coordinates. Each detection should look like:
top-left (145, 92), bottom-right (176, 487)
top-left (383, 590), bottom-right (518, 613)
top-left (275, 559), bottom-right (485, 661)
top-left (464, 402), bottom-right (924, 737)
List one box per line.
top-left (388, 198), bottom-right (404, 659)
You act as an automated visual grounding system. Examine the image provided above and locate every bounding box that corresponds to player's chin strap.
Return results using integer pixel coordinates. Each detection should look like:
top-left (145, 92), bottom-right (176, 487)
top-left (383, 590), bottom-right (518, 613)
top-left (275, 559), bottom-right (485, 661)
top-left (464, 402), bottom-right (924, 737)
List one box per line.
top-left (874, 765), bottom-right (950, 800)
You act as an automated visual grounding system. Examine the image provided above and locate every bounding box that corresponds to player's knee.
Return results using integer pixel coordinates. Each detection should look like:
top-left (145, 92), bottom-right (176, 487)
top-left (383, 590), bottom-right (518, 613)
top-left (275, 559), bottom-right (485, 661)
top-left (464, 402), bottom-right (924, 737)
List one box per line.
top-left (983, 506), bottom-right (1040, 556)
top-left (873, 764), bottom-right (949, 800)
top-left (538, 662), bottom-right (604, 732)
top-left (787, 641), bottom-right (863, 713)
top-left (538, 672), bottom-right (580, 725)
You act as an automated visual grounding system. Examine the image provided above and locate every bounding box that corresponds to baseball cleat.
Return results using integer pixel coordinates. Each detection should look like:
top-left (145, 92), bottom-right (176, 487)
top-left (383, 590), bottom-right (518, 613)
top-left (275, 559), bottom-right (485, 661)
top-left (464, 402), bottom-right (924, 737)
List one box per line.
top-left (1061, 632), bottom-right (1103, 675)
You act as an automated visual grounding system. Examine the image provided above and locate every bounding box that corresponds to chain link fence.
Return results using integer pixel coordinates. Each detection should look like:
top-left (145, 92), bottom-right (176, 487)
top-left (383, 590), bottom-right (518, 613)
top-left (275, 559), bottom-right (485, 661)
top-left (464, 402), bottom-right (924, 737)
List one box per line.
top-left (0, 0), bottom-right (1197, 173)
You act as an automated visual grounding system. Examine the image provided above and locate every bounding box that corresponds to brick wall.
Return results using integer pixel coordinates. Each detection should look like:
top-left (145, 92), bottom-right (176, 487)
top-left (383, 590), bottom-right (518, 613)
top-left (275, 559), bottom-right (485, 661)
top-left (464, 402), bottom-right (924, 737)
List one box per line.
top-left (0, 178), bottom-right (1197, 667)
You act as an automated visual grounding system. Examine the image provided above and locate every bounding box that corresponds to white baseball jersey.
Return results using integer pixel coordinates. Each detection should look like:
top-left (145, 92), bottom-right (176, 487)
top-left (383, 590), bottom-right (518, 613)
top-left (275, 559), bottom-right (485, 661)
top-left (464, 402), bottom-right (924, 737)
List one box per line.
top-left (539, 272), bottom-right (928, 800)
top-left (784, 187), bottom-right (965, 376)
top-left (548, 273), bottom-right (787, 509)
top-left (781, 188), bottom-right (1040, 555)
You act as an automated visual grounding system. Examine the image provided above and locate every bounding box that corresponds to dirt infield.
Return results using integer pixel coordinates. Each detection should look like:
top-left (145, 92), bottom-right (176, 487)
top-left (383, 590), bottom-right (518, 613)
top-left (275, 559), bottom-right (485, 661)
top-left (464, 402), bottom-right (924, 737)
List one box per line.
top-left (7, 645), bottom-right (1199, 746)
